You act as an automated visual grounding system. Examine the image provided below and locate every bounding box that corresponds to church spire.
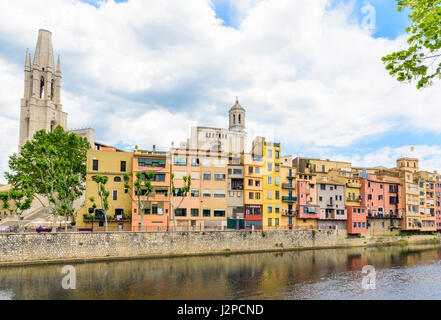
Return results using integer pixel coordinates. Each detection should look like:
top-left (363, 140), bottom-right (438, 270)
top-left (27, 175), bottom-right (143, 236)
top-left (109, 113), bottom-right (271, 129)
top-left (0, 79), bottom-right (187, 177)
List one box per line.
top-left (32, 29), bottom-right (55, 71)
top-left (25, 48), bottom-right (31, 71)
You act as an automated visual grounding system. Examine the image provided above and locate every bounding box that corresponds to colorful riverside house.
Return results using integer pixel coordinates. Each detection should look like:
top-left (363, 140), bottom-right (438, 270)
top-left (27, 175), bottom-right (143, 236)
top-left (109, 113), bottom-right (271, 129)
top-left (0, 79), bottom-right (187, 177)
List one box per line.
top-left (169, 147), bottom-right (202, 230)
top-left (328, 169), bottom-right (366, 235)
top-left (280, 156), bottom-right (297, 229)
top-left (200, 149), bottom-right (229, 230)
top-left (244, 153), bottom-right (263, 230)
top-left (78, 147), bottom-right (133, 231)
top-left (436, 173), bottom-right (441, 231)
top-left (252, 137), bottom-right (282, 230)
top-left (227, 158), bottom-right (245, 230)
top-left (293, 157), bottom-right (351, 181)
top-left (131, 147), bottom-right (171, 232)
top-left (414, 171), bottom-right (437, 232)
top-left (316, 181), bottom-right (347, 230)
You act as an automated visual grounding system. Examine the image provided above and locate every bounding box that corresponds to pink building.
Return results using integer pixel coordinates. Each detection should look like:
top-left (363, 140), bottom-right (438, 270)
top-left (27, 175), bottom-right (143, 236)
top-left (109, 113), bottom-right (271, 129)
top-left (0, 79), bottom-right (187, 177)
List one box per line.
top-left (297, 180), bottom-right (320, 219)
top-left (360, 177), bottom-right (403, 218)
top-left (346, 205), bottom-right (367, 234)
top-left (436, 179), bottom-right (441, 230)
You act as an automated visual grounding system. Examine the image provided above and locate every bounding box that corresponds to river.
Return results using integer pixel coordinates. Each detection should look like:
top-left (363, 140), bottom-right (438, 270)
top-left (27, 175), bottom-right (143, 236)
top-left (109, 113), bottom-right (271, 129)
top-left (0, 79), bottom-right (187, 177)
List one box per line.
top-left (1, 243), bottom-right (441, 300)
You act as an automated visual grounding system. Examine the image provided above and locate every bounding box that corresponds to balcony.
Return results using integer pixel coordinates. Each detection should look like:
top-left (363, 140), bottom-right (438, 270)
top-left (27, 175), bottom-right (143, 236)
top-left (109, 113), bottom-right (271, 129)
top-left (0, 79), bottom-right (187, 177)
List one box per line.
top-left (346, 182), bottom-right (361, 188)
top-left (283, 210), bottom-right (297, 216)
top-left (282, 196), bottom-right (297, 202)
top-left (282, 183), bottom-right (295, 189)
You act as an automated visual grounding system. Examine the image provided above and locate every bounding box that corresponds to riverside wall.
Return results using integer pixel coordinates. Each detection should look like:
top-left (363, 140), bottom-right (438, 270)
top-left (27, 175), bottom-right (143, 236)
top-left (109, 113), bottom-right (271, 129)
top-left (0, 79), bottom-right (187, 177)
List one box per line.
top-left (0, 230), bottom-right (439, 266)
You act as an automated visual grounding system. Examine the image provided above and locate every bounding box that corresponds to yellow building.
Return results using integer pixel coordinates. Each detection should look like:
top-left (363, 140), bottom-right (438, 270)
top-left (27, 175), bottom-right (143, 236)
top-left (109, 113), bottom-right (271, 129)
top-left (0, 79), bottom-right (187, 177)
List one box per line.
top-left (77, 148), bottom-right (133, 231)
top-left (252, 137), bottom-right (282, 230)
top-left (293, 157), bottom-right (351, 180)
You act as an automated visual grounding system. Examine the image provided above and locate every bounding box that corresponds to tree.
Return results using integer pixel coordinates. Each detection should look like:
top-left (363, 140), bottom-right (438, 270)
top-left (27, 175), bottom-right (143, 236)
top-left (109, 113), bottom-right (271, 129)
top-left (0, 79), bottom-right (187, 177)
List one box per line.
top-left (123, 171), bottom-right (154, 231)
top-left (89, 175), bottom-right (110, 232)
top-left (0, 187), bottom-right (34, 232)
top-left (5, 126), bottom-right (90, 233)
top-left (382, 0), bottom-right (441, 89)
top-left (169, 173), bottom-right (192, 230)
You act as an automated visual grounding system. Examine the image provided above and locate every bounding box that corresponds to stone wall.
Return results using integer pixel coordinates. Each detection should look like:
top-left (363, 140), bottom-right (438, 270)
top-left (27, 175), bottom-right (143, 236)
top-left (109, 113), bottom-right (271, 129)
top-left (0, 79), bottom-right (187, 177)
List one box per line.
top-left (0, 230), bottom-right (438, 265)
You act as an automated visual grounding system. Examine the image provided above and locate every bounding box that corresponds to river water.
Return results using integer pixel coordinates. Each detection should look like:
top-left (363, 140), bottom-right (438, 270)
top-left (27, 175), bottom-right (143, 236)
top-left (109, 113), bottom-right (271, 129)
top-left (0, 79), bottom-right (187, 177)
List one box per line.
top-left (1, 243), bottom-right (441, 300)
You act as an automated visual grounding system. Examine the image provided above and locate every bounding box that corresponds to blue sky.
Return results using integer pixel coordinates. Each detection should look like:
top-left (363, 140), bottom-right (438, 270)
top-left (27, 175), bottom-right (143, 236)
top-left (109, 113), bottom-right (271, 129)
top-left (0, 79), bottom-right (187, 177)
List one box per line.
top-left (2, 0), bottom-right (441, 181)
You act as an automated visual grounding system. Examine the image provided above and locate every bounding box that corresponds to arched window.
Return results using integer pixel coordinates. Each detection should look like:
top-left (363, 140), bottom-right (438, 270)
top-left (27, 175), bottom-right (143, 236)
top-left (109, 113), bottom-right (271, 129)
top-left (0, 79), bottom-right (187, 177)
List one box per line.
top-left (238, 114), bottom-right (241, 124)
top-left (40, 77), bottom-right (45, 99)
top-left (51, 79), bottom-right (55, 100)
top-left (50, 121), bottom-right (56, 132)
top-left (233, 114), bottom-right (235, 124)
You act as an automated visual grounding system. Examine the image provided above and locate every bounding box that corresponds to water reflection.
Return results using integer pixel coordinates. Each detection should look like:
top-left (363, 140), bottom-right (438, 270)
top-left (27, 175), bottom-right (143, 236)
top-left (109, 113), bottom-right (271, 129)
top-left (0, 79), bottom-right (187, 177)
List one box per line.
top-left (1, 244), bottom-right (441, 300)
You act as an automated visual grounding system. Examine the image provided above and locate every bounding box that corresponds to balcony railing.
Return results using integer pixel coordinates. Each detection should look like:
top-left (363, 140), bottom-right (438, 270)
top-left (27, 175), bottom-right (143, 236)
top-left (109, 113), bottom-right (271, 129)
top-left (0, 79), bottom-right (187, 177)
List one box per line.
top-left (282, 196), bottom-right (297, 202)
top-left (282, 183), bottom-right (295, 189)
top-left (283, 210), bottom-right (297, 216)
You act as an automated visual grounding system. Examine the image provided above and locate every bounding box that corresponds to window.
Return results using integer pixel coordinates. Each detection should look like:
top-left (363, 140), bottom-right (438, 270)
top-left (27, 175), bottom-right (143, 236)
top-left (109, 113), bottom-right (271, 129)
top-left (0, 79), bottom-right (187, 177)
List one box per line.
top-left (174, 157), bottom-right (187, 166)
top-left (255, 167), bottom-right (261, 174)
top-left (275, 164), bottom-right (280, 172)
top-left (214, 173), bottom-right (226, 181)
top-left (248, 179), bottom-right (253, 186)
top-left (248, 166), bottom-right (253, 174)
top-left (267, 163), bottom-right (272, 172)
top-left (203, 190), bottom-right (211, 198)
top-left (353, 222), bottom-right (357, 228)
top-left (268, 218), bottom-right (272, 227)
top-left (120, 161), bottom-right (126, 172)
top-left (233, 169), bottom-right (242, 174)
top-left (249, 192), bottom-right (254, 199)
top-left (114, 176), bottom-right (122, 182)
top-left (275, 150), bottom-right (280, 159)
top-left (202, 159), bottom-right (212, 167)
top-left (191, 158), bottom-right (200, 166)
top-left (319, 196), bottom-right (323, 202)
top-left (203, 173), bottom-right (211, 180)
top-left (275, 176), bottom-right (280, 186)
top-left (267, 190), bottom-right (272, 199)
top-left (268, 176), bottom-right (272, 185)
top-left (268, 205), bottom-right (273, 213)
top-left (321, 165), bottom-right (325, 172)
top-left (255, 180), bottom-right (260, 187)
top-left (191, 172), bottom-right (200, 180)
top-left (275, 191), bottom-right (280, 200)
top-left (267, 149), bottom-right (272, 158)
top-left (378, 195), bottom-right (383, 200)
top-left (214, 210), bottom-right (226, 217)
top-left (112, 190), bottom-right (118, 201)
top-left (191, 209), bottom-right (199, 217)
top-left (175, 208), bottom-right (187, 217)
top-left (191, 189), bottom-right (199, 197)
top-left (93, 159), bottom-right (98, 171)
top-left (214, 190), bottom-right (226, 198)
top-left (203, 209), bottom-right (211, 217)
top-left (152, 205), bottom-right (158, 215)
top-left (275, 205), bottom-right (280, 213)
top-left (255, 193), bottom-right (261, 200)
top-left (320, 184), bottom-right (326, 190)
top-left (138, 158), bottom-right (165, 168)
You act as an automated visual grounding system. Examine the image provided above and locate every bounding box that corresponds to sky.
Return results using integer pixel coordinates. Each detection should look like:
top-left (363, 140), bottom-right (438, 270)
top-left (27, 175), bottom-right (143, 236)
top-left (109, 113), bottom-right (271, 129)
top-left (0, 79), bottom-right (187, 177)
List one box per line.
top-left (1, 0), bottom-right (441, 183)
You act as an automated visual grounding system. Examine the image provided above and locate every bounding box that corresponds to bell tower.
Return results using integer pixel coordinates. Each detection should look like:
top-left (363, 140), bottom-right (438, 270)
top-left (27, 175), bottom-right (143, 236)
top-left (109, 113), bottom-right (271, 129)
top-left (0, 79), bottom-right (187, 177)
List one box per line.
top-left (19, 29), bottom-right (67, 149)
top-left (229, 97), bottom-right (246, 132)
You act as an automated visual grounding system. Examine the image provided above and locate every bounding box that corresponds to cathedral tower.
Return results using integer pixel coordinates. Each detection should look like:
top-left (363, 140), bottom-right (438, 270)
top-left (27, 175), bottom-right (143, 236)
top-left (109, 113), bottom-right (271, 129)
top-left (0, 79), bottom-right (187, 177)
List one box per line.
top-left (19, 29), bottom-right (67, 149)
top-left (229, 98), bottom-right (246, 132)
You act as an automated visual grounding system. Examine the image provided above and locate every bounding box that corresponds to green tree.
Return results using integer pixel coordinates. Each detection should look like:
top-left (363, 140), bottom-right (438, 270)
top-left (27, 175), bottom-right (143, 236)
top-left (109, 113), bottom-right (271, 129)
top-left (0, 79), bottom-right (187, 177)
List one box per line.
top-left (89, 175), bottom-right (110, 232)
top-left (169, 173), bottom-right (191, 230)
top-left (0, 187), bottom-right (34, 232)
top-left (123, 171), bottom-right (154, 231)
top-left (382, 0), bottom-right (441, 89)
top-left (5, 126), bottom-right (90, 233)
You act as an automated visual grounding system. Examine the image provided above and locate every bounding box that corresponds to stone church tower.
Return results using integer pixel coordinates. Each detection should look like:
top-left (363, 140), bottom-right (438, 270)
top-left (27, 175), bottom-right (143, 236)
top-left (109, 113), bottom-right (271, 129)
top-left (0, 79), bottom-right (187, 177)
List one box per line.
top-left (19, 29), bottom-right (67, 149)
top-left (229, 98), bottom-right (246, 132)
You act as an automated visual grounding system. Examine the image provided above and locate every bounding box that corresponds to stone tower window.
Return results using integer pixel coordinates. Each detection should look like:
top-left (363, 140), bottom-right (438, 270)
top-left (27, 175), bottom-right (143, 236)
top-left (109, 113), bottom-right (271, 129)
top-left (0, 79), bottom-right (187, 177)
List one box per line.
top-left (51, 121), bottom-right (56, 132)
top-left (40, 77), bottom-right (45, 99)
top-left (238, 114), bottom-right (241, 124)
top-left (233, 114), bottom-right (236, 124)
top-left (51, 79), bottom-right (54, 100)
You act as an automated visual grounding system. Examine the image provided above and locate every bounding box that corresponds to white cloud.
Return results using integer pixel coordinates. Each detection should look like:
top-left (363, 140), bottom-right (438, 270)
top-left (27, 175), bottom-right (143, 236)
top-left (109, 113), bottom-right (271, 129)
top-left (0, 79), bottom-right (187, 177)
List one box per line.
top-left (1, 0), bottom-right (441, 184)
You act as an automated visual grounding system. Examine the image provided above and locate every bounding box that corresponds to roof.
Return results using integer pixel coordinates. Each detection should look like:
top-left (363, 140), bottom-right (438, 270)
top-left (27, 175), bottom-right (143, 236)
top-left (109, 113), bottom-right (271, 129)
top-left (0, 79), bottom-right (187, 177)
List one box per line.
top-left (229, 98), bottom-right (245, 112)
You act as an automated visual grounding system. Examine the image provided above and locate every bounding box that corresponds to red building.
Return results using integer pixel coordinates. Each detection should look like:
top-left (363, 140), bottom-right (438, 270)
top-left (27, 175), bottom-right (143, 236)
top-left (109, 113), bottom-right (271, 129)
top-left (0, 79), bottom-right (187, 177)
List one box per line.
top-left (346, 205), bottom-right (367, 234)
